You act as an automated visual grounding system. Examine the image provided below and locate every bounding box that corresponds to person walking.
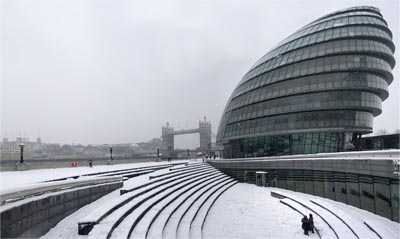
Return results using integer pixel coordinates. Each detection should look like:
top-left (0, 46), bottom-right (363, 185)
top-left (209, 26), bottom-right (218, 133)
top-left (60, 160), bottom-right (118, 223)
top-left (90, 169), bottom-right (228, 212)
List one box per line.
top-left (301, 215), bottom-right (310, 235)
top-left (88, 159), bottom-right (93, 168)
top-left (309, 214), bottom-right (315, 234)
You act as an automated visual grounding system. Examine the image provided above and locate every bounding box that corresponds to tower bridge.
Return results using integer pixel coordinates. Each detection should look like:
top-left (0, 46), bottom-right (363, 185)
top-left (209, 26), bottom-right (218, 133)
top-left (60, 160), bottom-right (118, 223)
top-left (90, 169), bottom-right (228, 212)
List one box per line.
top-left (161, 117), bottom-right (211, 158)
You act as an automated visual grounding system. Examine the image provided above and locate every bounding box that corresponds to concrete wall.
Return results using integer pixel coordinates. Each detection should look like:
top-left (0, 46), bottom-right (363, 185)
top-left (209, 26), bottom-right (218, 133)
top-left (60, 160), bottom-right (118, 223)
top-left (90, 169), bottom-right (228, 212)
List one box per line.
top-left (209, 158), bottom-right (398, 179)
top-left (0, 182), bottom-right (123, 238)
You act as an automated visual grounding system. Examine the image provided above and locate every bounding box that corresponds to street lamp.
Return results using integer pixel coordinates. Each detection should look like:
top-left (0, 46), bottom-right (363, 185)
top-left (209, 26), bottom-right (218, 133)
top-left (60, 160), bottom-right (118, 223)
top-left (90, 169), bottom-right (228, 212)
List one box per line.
top-left (110, 146), bottom-right (113, 161)
top-left (19, 143), bottom-right (25, 164)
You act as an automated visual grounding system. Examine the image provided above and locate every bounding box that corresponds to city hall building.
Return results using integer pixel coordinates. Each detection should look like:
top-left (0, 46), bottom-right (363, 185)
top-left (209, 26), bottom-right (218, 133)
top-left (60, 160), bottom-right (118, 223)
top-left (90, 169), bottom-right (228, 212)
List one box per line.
top-left (217, 6), bottom-right (396, 158)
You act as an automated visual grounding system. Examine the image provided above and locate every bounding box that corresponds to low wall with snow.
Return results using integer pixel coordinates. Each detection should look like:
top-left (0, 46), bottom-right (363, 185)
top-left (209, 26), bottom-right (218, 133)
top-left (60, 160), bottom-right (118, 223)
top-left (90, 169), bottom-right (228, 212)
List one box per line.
top-left (0, 157), bottom-right (160, 172)
top-left (0, 182), bottom-right (123, 238)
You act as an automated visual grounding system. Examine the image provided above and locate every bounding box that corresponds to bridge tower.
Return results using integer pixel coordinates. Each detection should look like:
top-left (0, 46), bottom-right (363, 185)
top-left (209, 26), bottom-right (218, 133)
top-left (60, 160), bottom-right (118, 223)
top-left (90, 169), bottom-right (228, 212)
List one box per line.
top-left (161, 122), bottom-right (174, 158)
top-left (199, 117), bottom-right (212, 155)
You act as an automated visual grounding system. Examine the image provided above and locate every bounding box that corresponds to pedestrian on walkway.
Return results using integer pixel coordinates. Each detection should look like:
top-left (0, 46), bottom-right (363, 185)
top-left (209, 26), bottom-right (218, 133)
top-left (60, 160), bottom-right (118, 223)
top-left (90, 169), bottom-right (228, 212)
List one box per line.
top-left (309, 214), bottom-right (315, 234)
top-left (88, 159), bottom-right (93, 167)
top-left (301, 215), bottom-right (310, 235)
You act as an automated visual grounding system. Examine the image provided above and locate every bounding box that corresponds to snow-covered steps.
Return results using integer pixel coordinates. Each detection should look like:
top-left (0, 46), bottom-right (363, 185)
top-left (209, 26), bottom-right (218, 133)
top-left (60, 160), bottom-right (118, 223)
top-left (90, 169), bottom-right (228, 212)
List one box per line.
top-left (80, 168), bottom-right (217, 234)
top-left (189, 181), bottom-right (238, 239)
top-left (273, 190), bottom-right (387, 239)
top-left (150, 164), bottom-right (212, 179)
top-left (279, 197), bottom-right (335, 238)
top-left (125, 176), bottom-right (233, 238)
top-left (104, 171), bottom-right (224, 239)
top-left (144, 176), bottom-right (231, 239)
top-left (145, 175), bottom-right (231, 238)
top-left (174, 181), bottom-right (236, 239)
top-left (310, 199), bottom-right (383, 239)
top-left (74, 162), bottom-right (238, 239)
top-left (79, 163), bottom-right (226, 236)
top-left (120, 164), bottom-right (214, 195)
top-left (102, 169), bottom-right (156, 179)
top-left (45, 163), bottom-right (184, 182)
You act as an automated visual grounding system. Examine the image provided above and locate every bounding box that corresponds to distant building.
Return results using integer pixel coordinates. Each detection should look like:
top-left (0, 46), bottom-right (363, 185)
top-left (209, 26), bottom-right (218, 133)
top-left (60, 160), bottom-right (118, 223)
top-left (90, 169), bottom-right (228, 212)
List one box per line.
top-left (217, 6), bottom-right (396, 158)
top-left (1, 136), bottom-right (43, 159)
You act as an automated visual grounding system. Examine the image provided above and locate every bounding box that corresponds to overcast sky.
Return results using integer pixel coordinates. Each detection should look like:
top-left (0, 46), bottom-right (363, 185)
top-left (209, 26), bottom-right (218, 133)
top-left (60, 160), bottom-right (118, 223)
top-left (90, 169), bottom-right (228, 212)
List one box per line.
top-left (1, 0), bottom-right (399, 148)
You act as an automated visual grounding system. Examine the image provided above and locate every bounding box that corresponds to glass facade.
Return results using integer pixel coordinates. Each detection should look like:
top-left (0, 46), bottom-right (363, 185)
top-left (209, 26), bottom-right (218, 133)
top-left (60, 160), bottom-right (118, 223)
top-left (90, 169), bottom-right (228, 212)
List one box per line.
top-left (217, 6), bottom-right (396, 158)
top-left (218, 167), bottom-right (399, 222)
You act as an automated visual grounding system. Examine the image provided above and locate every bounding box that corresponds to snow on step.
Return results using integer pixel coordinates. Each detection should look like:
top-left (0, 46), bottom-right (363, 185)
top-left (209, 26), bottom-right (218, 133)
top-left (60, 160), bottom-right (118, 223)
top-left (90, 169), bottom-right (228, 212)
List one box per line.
top-left (146, 175), bottom-right (229, 239)
top-left (80, 166), bottom-right (215, 225)
top-left (310, 199), bottom-right (379, 239)
top-left (189, 181), bottom-right (236, 239)
top-left (280, 198), bottom-right (336, 238)
top-left (285, 197), bottom-right (356, 239)
top-left (79, 169), bottom-right (171, 224)
top-left (105, 171), bottom-right (222, 239)
top-left (364, 218), bottom-right (399, 238)
top-left (128, 172), bottom-right (225, 239)
top-left (176, 178), bottom-right (233, 239)
top-left (129, 177), bottom-right (224, 239)
top-left (86, 170), bottom-right (208, 238)
top-left (162, 177), bottom-right (230, 239)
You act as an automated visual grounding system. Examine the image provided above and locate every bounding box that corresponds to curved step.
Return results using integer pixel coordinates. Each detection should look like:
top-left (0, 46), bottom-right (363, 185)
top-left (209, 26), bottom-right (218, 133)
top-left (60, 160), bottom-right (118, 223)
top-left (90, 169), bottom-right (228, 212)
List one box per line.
top-left (45, 163), bottom-right (183, 182)
top-left (169, 163), bottom-right (206, 171)
top-left (279, 196), bottom-right (339, 239)
top-left (279, 199), bottom-right (323, 239)
top-left (124, 174), bottom-right (229, 238)
top-left (310, 200), bottom-right (359, 238)
top-left (145, 176), bottom-right (233, 239)
top-left (150, 164), bottom-right (212, 179)
top-left (139, 175), bottom-right (231, 239)
top-left (176, 179), bottom-right (235, 239)
top-left (200, 182), bottom-right (238, 237)
top-left (160, 178), bottom-right (234, 239)
top-left (80, 167), bottom-right (217, 235)
top-left (103, 170), bottom-right (222, 239)
top-left (190, 181), bottom-right (238, 239)
top-left (121, 166), bottom-right (215, 195)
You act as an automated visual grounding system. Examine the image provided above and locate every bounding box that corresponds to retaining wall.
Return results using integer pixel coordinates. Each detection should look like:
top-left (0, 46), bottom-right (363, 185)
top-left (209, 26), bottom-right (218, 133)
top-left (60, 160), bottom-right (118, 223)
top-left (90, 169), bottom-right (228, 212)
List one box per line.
top-left (0, 182), bottom-right (123, 238)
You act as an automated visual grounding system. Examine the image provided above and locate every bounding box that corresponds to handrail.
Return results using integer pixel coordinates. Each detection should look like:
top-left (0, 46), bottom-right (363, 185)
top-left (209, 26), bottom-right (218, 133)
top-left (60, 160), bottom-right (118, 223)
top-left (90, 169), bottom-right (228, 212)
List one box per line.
top-left (279, 200), bottom-right (322, 239)
top-left (310, 199), bottom-right (359, 238)
top-left (363, 221), bottom-right (383, 239)
top-left (273, 191), bottom-right (337, 239)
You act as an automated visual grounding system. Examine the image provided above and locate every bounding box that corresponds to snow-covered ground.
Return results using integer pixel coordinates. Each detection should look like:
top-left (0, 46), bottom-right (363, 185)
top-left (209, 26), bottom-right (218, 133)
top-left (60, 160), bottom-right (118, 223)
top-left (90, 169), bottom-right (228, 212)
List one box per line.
top-left (204, 184), bottom-right (400, 239)
top-left (0, 160), bottom-right (186, 193)
top-left (1, 159), bottom-right (399, 239)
